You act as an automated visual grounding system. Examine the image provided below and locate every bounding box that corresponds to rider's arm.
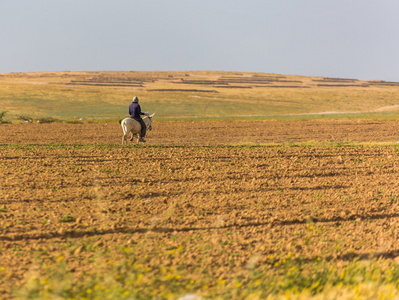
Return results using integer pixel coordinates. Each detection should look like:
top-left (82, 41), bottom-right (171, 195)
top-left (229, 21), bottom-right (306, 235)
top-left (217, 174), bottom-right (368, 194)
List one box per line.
top-left (137, 105), bottom-right (145, 116)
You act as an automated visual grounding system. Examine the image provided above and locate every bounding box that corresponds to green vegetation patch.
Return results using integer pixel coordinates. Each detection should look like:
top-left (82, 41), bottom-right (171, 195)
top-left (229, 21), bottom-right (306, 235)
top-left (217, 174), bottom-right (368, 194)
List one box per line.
top-left (15, 248), bottom-right (399, 299)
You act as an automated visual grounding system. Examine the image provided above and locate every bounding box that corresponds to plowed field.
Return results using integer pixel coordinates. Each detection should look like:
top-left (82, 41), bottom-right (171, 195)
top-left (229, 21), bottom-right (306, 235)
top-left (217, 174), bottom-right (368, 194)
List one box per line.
top-left (2, 120), bottom-right (399, 299)
top-left (2, 119), bottom-right (399, 145)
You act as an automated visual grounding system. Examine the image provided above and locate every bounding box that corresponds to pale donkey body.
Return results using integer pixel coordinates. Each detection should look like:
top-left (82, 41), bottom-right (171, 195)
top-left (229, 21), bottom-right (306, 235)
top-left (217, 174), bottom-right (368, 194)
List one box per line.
top-left (121, 114), bottom-right (154, 144)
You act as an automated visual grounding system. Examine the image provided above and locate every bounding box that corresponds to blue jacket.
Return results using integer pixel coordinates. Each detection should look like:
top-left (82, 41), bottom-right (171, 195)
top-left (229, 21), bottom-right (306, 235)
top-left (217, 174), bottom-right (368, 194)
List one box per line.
top-left (129, 102), bottom-right (145, 119)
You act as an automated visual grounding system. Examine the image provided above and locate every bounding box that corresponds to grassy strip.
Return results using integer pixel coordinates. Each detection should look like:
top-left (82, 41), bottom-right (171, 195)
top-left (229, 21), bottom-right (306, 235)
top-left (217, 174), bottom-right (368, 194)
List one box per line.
top-left (14, 248), bottom-right (399, 299)
top-left (2, 141), bottom-right (399, 151)
top-left (3, 112), bottom-right (399, 124)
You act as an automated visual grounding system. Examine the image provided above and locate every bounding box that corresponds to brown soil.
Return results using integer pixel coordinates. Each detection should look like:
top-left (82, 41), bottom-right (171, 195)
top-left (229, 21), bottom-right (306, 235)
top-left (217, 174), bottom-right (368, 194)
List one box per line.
top-left (1, 119), bottom-right (399, 145)
top-left (1, 120), bottom-right (399, 298)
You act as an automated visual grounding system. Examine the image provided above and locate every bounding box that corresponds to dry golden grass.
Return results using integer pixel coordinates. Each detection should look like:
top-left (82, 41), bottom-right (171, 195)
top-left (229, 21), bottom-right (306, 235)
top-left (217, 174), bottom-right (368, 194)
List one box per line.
top-left (1, 70), bottom-right (399, 122)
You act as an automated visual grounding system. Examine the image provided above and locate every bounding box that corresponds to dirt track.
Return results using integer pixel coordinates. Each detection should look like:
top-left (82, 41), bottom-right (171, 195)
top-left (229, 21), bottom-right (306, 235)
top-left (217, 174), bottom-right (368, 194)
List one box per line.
top-left (2, 120), bottom-right (399, 298)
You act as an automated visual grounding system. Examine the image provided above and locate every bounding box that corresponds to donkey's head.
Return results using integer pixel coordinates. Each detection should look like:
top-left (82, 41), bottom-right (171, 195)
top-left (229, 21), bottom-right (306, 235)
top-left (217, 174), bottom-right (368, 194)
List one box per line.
top-left (146, 113), bottom-right (155, 131)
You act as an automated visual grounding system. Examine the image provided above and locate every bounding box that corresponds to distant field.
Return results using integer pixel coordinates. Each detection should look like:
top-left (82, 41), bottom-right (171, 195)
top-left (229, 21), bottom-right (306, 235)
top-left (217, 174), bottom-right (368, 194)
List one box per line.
top-left (1, 71), bottom-right (399, 122)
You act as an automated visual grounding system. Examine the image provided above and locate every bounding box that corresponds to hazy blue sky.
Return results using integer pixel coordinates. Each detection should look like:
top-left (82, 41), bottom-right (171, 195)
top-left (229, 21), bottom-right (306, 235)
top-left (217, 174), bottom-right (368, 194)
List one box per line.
top-left (2, 0), bottom-right (399, 81)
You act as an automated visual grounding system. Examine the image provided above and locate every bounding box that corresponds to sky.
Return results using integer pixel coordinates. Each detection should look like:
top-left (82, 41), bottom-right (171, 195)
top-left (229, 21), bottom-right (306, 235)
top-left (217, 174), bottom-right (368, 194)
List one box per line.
top-left (2, 0), bottom-right (399, 81)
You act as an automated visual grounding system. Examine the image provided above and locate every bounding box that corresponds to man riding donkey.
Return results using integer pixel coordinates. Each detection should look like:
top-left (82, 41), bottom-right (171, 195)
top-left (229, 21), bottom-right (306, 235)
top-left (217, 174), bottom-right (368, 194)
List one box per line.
top-left (129, 96), bottom-right (149, 142)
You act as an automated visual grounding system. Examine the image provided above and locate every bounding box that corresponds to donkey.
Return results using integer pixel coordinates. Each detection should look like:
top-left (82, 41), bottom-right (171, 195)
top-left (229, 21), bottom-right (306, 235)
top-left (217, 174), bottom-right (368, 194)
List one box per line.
top-left (121, 114), bottom-right (155, 144)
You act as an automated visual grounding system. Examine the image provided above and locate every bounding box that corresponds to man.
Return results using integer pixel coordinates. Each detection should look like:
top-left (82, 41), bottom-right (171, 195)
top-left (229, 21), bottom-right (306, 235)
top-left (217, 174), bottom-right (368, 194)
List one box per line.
top-left (129, 96), bottom-right (149, 142)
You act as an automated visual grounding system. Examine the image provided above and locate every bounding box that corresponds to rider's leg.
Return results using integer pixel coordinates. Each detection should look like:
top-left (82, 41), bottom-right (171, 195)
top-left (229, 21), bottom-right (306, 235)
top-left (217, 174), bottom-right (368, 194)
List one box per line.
top-left (139, 119), bottom-right (146, 138)
top-left (135, 119), bottom-right (146, 142)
